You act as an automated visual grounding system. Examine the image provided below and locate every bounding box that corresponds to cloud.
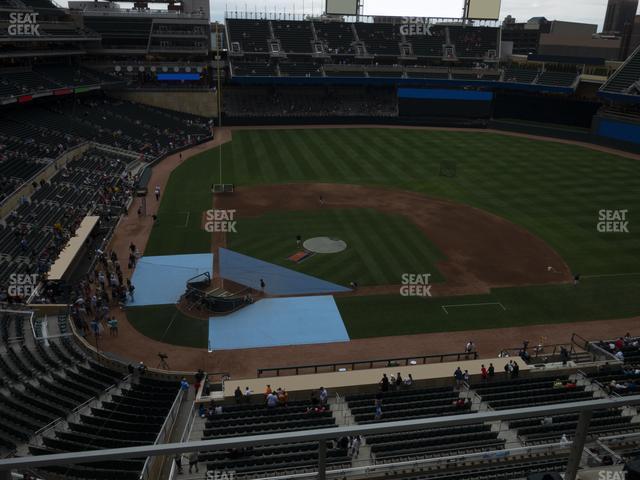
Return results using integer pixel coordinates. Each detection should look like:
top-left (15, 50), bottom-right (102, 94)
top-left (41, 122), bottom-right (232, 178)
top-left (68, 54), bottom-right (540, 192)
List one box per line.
top-left (56, 0), bottom-right (615, 29)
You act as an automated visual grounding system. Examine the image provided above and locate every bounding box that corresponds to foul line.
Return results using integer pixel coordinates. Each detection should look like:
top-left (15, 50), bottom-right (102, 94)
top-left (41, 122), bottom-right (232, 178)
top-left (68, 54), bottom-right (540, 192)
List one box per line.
top-left (441, 302), bottom-right (506, 315)
top-left (170, 211), bottom-right (190, 228)
top-left (582, 272), bottom-right (640, 279)
top-left (160, 310), bottom-right (180, 343)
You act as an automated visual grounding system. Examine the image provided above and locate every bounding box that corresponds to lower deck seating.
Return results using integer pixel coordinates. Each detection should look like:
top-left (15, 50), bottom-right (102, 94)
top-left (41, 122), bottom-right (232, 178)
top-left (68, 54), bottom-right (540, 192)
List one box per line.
top-left (368, 423), bottom-right (504, 461)
top-left (509, 409), bottom-right (639, 444)
top-left (473, 375), bottom-right (593, 410)
top-left (200, 401), bottom-right (347, 475)
top-left (347, 386), bottom-right (468, 423)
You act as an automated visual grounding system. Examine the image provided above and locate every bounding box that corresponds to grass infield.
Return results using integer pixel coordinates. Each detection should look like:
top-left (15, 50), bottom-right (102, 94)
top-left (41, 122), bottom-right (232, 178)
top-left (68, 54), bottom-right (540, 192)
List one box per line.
top-left (140, 128), bottom-right (640, 342)
top-left (227, 208), bottom-right (445, 287)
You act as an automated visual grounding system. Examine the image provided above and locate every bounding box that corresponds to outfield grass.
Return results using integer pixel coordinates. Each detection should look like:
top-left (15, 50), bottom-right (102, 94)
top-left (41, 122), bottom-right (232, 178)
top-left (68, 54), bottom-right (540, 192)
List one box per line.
top-left (227, 208), bottom-right (445, 286)
top-left (138, 128), bottom-right (640, 342)
top-left (147, 128), bottom-right (640, 275)
top-left (338, 274), bottom-right (640, 338)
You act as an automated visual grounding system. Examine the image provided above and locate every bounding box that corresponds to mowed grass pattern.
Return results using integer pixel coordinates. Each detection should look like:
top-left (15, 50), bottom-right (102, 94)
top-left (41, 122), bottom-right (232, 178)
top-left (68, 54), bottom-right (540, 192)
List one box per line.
top-left (148, 128), bottom-right (640, 275)
top-left (228, 208), bottom-right (445, 286)
top-left (136, 128), bottom-right (640, 341)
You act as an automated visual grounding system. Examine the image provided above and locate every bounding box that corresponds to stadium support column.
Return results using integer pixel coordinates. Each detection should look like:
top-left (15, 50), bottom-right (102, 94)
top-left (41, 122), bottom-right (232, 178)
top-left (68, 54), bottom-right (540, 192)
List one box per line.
top-left (318, 440), bottom-right (326, 480)
top-left (565, 410), bottom-right (592, 480)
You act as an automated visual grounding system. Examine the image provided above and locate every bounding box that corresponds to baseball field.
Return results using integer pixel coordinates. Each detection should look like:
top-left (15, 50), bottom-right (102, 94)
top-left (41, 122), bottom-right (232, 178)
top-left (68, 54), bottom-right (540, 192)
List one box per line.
top-left (129, 128), bottom-right (640, 347)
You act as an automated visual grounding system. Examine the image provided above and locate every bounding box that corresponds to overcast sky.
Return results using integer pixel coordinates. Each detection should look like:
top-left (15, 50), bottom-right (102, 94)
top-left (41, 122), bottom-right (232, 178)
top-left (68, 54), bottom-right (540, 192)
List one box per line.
top-left (55, 0), bottom-right (622, 29)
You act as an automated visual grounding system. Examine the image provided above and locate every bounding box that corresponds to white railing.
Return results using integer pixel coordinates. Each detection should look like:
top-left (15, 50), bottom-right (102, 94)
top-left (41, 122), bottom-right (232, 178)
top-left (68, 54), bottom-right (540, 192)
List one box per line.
top-left (139, 388), bottom-right (185, 480)
top-left (168, 400), bottom-right (197, 479)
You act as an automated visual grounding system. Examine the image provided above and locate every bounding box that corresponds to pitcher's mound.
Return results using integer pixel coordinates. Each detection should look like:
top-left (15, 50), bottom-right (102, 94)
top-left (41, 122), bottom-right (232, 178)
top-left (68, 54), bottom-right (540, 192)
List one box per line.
top-left (303, 237), bottom-right (347, 254)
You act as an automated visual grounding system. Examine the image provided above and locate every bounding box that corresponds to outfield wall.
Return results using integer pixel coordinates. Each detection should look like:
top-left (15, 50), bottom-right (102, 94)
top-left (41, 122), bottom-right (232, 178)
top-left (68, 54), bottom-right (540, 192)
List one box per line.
top-left (398, 88), bottom-right (494, 119)
top-left (593, 117), bottom-right (640, 145)
top-left (109, 89), bottom-right (218, 118)
top-left (493, 92), bottom-right (600, 129)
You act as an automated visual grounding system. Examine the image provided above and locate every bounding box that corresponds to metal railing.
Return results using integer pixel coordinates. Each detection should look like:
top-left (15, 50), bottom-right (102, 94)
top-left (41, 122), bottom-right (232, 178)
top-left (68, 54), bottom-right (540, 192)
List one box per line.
top-left (168, 399), bottom-right (197, 479)
top-left (32, 377), bottom-right (125, 440)
top-left (499, 342), bottom-right (577, 362)
top-left (257, 352), bottom-right (479, 377)
top-left (3, 396), bottom-right (640, 480)
top-left (139, 388), bottom-right (184, 480)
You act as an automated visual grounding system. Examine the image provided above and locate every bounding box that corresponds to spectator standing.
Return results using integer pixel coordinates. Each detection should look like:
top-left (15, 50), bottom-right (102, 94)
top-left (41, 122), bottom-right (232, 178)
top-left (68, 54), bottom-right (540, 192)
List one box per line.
top-left (244, 386), bottom-right (253, 402)
top-left (107, 317), bottom-right (118, 336)
top-left (374, 394), bottom-right (382, 420)
top-left (454, 367), bottom-right (463, 389)
top-left (174, 454), bottom-right (183, 474)
top-left (188, 452), bottom-right (199, 473)
top-left (266, 392), bottom-right (278, 408)
top-left (511, 361), bottom-right (520, 378)
top-left (480, 364), bottom-right (488, 381)
top-left (380, 374), bottom-right (390, 392)
top-left (488, 363), bottom-right (495, 379)
top-left (234, 386), bottom-right (242, 404)
top-left (180, 378), bottom-right (189, 393)
top-left (404, 373), bottom-right (414, 388)
top-left (319, 386), bottom-right (328, 405)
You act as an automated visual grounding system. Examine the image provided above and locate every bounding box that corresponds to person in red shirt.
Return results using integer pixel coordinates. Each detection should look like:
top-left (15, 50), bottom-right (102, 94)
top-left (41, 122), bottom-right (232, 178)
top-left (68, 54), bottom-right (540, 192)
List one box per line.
top-left (615, 337), bottom-right (624, 350)
top-left (481, 365), bottom-right (488, 381)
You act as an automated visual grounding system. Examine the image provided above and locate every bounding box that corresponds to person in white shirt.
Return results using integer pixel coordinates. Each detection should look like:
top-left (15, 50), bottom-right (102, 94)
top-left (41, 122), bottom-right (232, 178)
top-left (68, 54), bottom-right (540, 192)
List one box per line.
top-left (319, 387), bottom-right (328, 405)
top-left (266, 393), bottom-right (278, 408)
top-left (615, 350), bottom-right (625, 362)
top-left (243, 387), bottom-right (253, 403)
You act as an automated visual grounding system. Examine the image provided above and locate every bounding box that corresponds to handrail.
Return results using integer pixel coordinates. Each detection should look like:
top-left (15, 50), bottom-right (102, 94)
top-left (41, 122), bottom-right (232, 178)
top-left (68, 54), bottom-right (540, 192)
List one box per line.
top-left (139, 388), bottom-right (184, 480)
top-left (253, 442), bottom-right (571, 480)
top-left (32, 375), bottom-right (127, 439)
top-left (571, 332), bottom-right (591, 351)
top-left (499, 342), bottom-right (576, 360)
top-left (168, 400), bottom-right (197, 479)
top-left (257, 352), bottom-right (479, 377)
